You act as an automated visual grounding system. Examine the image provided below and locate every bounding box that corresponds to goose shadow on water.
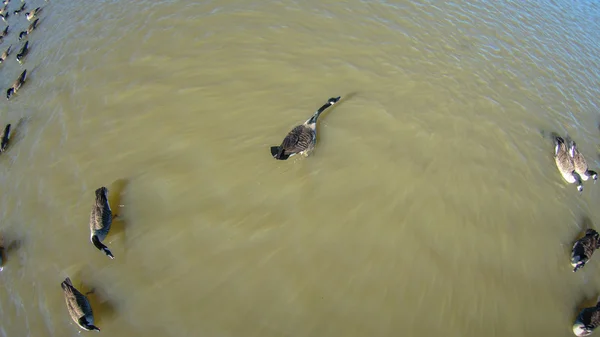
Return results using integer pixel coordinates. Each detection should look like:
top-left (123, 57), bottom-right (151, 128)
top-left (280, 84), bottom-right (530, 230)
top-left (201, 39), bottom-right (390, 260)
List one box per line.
top-left (7, 116), bottom-right (31, 148)
top-left (0, 232), bottom-right (25, 271)
top-left (107, 178), bottom-right (129, 248)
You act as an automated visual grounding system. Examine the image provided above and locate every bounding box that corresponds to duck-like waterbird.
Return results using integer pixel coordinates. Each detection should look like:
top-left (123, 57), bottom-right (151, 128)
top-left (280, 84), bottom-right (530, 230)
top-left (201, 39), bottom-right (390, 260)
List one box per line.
top-left (0, 124), bottom-right (10, 152)
top-left (0, 25), bottom-right (9, 39)
top-left (571, 229), bottom-right (600, 272)
top-left (6, 69), bottom-right (26, 100)
top-left (0, 44), bottom-right (11, 63)
top-left (18, 17), bottom-right (38, 40)
top-left (569, 141), bottom-right (598, 182)
top-left (552, 133), bottom-right (583, 192)
top-left (13, 2), bottom-right (25, 15)
top-left (271, 96), bottom-right (341, 160)
top-left (89, 186), bottom-right (115, 259)
top-left (60, 277), bottom-right (100, 332)
top-left (15, 40), bottom-right (27, 63)
top-left (25, 6), bottom-right (40, 21)
top-left (574, 296), bottom-right (600, 336)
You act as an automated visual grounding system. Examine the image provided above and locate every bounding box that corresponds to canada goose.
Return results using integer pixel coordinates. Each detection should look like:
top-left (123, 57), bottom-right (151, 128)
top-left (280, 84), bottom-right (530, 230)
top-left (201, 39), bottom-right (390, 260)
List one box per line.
top-left (553, 134), bottom-right (583, 192)
top-left (13, 2), bottom-right (25, 15)
top-left (0, 25), bottom-right (9, 39)
top-left (89, 186), bottom-right (115, 259)
top-left (0, 44), bottom-right (11, 63)
top-left (270, 96), bottom-right (341, 160)
top-left (0, 12), bottom-right (8, 23)
top-left (15, 41), bottom-right (27, 63)
top-left (570, 141), bottom-right (598, 182)
top-left (18, 18), bottom-right (37, 40)
top-left (60, 277), bottom-right (100, 332)
top-left (0, 124), bottom-right (11, 152)
top-left (25, 6), bottom-right (40, 21)
top-left (574, 296), bottom-right (600, 336)
top-left (571, 229), bottom-right (600, 272)
top-left (6, 69), bottom-right (26, 100)
top-left (3, 0), bottom-right (9, 5)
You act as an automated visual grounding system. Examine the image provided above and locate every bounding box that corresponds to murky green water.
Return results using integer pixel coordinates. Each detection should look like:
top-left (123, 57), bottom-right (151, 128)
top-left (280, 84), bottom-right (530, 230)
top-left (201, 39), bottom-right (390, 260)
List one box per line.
top-left (1, 0), bottom-right (600, 336)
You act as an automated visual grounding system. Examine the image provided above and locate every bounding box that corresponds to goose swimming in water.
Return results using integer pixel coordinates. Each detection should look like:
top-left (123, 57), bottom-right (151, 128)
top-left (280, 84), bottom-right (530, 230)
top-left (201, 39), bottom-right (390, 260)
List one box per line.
top-left (552, 134), bottom-right (583, 192)
top-left (0, 124), bottom-right (11, 152)
top-left (89, 186), bottom-right (115, 259)
top-left (571, 229), bottom-right (600, 272)
top-left (15, 40), bottom-right (27, 63)
top-left (270, 96), bottom-right (341, 160)
top-left (25, 6), bottom-right (41, 21)
top-left (60, 277), bottom-right (100, 332)
top-left (0, 25), bottom-right (9, 39)
top-left (569, 141), bottom-right (598, 182)
top-left (18, 18), bottom-right (38, 40)
top-left (0, 44), bottom-right (11, 63)
top-left (574, 296), bottom-right (600, 336)
top-left (13, 2), bottom-right (25, 15)
top-left (6, 69), bottom-right (26, 100)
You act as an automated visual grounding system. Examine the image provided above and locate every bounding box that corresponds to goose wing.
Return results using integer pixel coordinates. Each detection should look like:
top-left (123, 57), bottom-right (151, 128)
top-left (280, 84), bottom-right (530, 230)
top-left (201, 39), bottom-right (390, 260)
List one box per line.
top-left (280, 125), bottom-right (313, 154)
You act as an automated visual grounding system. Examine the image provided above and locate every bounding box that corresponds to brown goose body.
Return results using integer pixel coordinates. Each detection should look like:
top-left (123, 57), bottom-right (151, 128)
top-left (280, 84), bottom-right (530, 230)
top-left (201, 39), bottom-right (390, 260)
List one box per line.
top-left (0, 44), bottom-right (11, 63)
top-left (271, 96), bottom-right (341, 160)
top-left (552, 134), bottom-right (583, 191)
top-left (89, 187), bottom-right (114, 259)
top-left (570, 141), bottom-right (598, 182)
top-left (6, 69), bottom-right (26, 100)
top-left (0, 123), bottom-right (11, 152)
top-left (571, 229), bottom-right (600, 272)
top-left (61, 277), bottom-right (100, 332)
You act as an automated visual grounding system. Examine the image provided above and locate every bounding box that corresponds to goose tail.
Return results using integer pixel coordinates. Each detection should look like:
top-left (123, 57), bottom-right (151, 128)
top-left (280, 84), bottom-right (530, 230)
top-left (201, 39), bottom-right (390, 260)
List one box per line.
top-left (61, 277), bottom-right (73, 290)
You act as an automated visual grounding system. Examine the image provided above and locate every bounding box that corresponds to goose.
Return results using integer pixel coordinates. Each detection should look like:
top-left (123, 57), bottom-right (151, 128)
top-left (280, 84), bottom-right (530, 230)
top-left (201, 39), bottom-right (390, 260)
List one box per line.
top-left (570, 141), bottom-right (598, 182)
top-left (571, 229), bottom-right (600, 272)
top-left (60, 277), bottom-right (100, 332)
top-left (89, 186), bottom-right (115, 259)
top-left (18, 18), bottom-right (37, 40)
top-left (553, 134), bottom-right (583, 192)
top-left (2, 0), bottom-right (9, 5)
top-left (0, 123), bottom-right (10, 152)
top-left (0, 44), bottom-right (11, 63)
top-left (574, 296), bottom-right (600, 336)
top-left (13, 2), bottom-right (25, 15)
top-left (6, 69), bottom-right (26, 100)
top-left (0, 25), bottom-right (9, 39)
top-left (0, 12), bottom-right (8, 23)
top-left (15, 40), bottom-right (27, 63)
top-left (270, 96), bottom-right (341, 160)
top-left (25, 6), bottom-right (40, 21)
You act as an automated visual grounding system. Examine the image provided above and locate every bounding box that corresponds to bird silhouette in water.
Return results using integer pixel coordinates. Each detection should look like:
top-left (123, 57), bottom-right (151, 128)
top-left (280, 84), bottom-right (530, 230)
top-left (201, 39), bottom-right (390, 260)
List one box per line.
top-left (571, 229), bottom-right (600, 272)
top-left (0, 124), bottom-right (11, 152)
top-left (19, 18), bottom-right (38, 40)
top-left (89, 186), bottom-right (116, 259)
top-left (271, 96), bottom-right (341, 160)
top-left (60, 277), bottom-right (100, 332)
top-left (16, 40), bottom-right (28, 63)
top-left (569, 140), bottom-right (598, 183)
top-left (551, 133), bottom-right (583, 192)
top-left (0, 44), bottom-right (11, 63)
top-left (6, 69), bottom-right (26, 100)
top-left (574, 296), bottom-right (600, 336)
top-left (25, 6), bottom-right (41, 21)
